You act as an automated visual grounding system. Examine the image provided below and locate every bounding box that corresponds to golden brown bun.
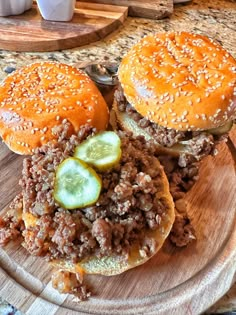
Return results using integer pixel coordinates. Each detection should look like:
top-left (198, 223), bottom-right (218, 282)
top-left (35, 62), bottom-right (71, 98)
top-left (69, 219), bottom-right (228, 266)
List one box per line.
top-left (0, 62), bottom-right (109, 155)
top-left (118, 32), bottom-right (236, 131)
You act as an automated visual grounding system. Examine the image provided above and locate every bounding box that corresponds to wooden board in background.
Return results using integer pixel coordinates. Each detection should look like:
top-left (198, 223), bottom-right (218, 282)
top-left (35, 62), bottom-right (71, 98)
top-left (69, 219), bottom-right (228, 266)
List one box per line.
top-left (0, 128), bottom-right (235, 314)
top-left (79, 0), bottom-right (173, 19)
top-left (0, 2), bottom-right (128, 52)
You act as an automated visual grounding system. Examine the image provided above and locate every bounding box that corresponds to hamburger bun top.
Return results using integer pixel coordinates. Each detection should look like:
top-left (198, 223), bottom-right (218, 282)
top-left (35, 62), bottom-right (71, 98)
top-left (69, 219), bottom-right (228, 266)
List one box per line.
top-left (0, 62), bottom-right (109, 155)
top-left (118, 32), bottom-right (236, 131)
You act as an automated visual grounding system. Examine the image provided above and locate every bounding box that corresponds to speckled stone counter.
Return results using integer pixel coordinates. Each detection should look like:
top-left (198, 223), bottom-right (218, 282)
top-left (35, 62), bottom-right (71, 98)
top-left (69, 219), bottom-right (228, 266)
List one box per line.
top-left (0, 0), bottom-right (235, 313)
top-left (0, 0), bottom-right (235, 80)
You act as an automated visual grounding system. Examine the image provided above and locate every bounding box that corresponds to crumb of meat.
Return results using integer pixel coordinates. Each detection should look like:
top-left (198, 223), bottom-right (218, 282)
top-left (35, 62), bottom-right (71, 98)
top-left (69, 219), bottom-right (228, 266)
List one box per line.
top-left (170, 212), bottom-right (196, 247)
top-left (51, 269), bottom-right (91, 301)
top-left (0, 194), bottom-right (24, 246)
top-left (92, 218), bottom-right (112, 254)
top-left (139, 236), bottom-right (158, 258)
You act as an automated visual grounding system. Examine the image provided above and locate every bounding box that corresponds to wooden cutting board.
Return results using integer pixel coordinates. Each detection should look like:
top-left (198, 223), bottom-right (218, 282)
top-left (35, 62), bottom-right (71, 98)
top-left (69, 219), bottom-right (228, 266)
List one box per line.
top-left (0, 125), bottom-right (235, 314)
top-left (78, 0), bottom-right (173, 19)
top-left (0, 2), bottom-right (128, 52)
top-left (0, 0), bottom-right (173, 52)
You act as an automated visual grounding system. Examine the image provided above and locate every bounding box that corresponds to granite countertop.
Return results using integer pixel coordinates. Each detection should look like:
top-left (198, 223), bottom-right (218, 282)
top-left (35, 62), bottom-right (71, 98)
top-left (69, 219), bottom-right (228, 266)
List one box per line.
top-left (0, 0), bottom-right (235, 313)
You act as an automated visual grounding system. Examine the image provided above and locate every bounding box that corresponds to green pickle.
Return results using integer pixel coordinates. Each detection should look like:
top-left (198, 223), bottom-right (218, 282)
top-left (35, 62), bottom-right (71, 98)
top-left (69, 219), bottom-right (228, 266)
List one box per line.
top-left (208, 121), bottom-right (233, 135)
top-left (53, 157), bottom-right (102, 209)
top-left (74, 131), bottom-right (122, 171)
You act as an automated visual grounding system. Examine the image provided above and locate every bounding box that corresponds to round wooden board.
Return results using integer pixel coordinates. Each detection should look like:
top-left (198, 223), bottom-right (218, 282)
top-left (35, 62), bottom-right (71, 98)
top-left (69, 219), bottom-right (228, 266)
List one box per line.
top-left (0, 2), bottom-right (128, 52)
top-left (0, 129), bottom-right (236, 315)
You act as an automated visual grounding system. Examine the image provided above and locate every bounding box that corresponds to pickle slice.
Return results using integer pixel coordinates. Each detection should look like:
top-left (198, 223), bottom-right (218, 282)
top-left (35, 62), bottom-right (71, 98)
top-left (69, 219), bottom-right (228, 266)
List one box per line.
top-left (74, 131), bottom-right (122, 171)
top-left (53, 157), bottom-right (102, 209)
top-left (208, 121), bottom-right (233, 135)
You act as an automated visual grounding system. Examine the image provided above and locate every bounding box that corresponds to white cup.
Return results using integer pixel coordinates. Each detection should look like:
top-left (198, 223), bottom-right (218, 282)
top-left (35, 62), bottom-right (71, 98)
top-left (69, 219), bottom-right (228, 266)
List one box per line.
top-left (37, 0), bottom-right (76, 22)
top-left (0, 0), bottom-right (33, 16)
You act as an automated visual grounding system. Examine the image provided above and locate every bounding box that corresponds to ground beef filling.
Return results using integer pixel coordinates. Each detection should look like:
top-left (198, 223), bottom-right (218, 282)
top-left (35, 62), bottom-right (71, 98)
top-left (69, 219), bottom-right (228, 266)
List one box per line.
top-left (19, 124), bottom-right (171, 263)
top-left (115, 87), bottom-right (228, 164)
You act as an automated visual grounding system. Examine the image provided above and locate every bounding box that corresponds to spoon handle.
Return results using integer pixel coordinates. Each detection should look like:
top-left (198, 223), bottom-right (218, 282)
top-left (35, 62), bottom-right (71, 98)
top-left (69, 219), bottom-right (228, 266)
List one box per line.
top-left (75, 61), bottom-right (118, 108)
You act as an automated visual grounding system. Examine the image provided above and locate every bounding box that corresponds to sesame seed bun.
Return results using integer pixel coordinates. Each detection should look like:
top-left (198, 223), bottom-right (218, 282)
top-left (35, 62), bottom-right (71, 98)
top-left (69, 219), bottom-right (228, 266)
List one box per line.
top-left (118, 32), bottom-right (236, 131)
top-left (0, 62), bottom-right (109, 155)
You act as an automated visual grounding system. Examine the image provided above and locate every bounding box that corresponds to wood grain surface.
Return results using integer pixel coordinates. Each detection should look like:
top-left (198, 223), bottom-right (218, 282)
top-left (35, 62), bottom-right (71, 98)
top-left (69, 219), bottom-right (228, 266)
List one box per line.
top-left (78, 0), bottom-right (173, 19)
top-left (0, 126), bottom-right (235, 314)
top-left (0, 2), bottom-right (128, 52)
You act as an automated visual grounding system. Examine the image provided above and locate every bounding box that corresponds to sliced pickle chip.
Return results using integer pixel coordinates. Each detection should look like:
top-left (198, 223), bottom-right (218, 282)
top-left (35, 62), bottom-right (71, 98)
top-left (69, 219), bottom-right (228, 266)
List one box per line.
top-left (74, 131), bottom-right (122, 171)
top-left (53, 157), bottom-right (102, 209)
top-left (208, 121), bottom-right (233, 135)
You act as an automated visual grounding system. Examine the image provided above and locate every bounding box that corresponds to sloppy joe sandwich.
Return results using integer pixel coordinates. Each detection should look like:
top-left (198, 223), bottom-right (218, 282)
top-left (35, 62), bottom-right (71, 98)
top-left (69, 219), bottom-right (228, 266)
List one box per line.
top-left (1, 123), bottom-right (175, 299)
top-left (0, 62), bottom-right (109, 155)
top-left (114, 32), bottom-right (236, 166)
